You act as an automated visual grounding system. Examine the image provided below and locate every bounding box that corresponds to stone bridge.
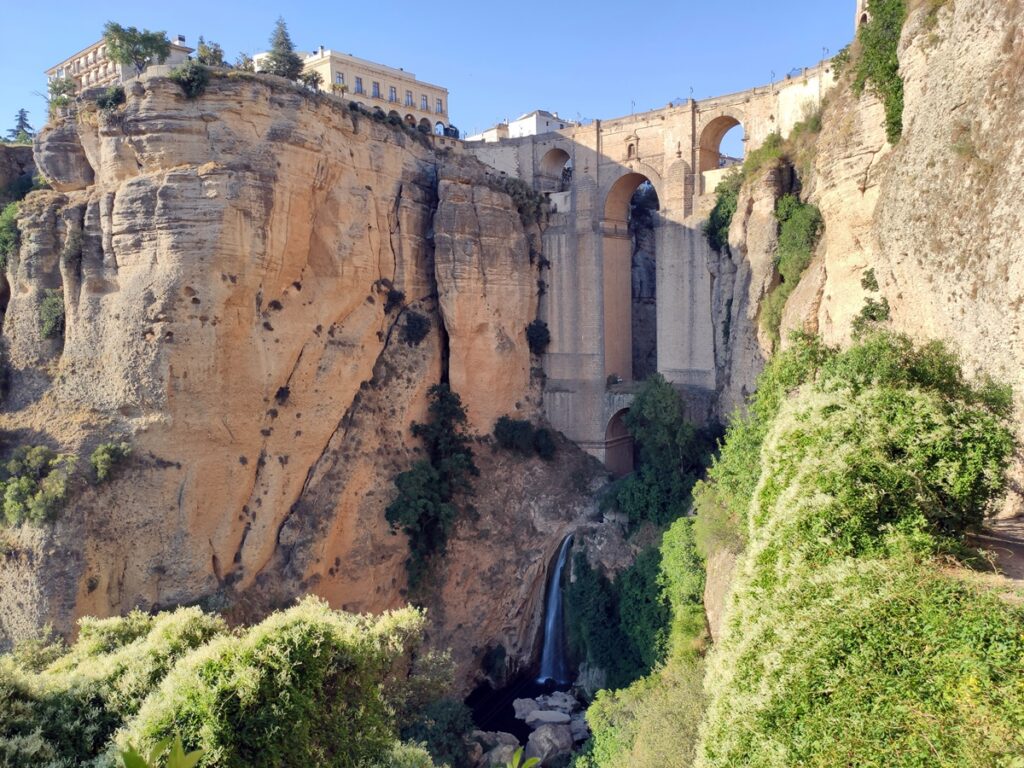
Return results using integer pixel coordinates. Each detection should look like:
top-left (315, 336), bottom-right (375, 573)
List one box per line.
top-left (467, 63), bottom-right (836, 472)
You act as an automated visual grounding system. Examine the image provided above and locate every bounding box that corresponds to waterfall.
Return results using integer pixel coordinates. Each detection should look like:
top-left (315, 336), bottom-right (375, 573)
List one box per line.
top-left (537, 534), bottom-right (574, 684)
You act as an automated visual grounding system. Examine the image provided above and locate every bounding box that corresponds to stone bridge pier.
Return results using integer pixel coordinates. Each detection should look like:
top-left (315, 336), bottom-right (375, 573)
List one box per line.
top-left (467, 63), bottom-right (836, 470)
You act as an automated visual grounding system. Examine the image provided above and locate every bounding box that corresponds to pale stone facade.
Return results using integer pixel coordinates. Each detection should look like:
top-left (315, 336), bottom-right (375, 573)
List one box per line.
top-left (467, 62), bottom-right (837, 468)
top-left (46, 37), bottom-right (193, 90)
top-left (467, 110), bottom-right (578, 143)
top-left (254, 47), bottom-right (450, 132)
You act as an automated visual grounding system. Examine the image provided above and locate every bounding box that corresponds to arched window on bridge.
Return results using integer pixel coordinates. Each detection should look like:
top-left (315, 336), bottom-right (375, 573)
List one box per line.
top-left (539, 148), bottom-right (572, 192)
top-left (605, 409), bottom-right (635, 477)
top-left (698, 116), bottom-right (746, 195)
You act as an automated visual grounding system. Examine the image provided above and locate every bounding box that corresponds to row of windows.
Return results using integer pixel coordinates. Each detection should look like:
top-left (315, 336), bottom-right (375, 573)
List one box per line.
top-left (334, 72), bottom-right (444, 113)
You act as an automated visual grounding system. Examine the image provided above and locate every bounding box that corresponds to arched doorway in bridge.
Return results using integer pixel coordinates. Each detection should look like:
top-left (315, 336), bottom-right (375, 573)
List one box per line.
top-left (405, 114), bottom-right (416, 127)
top-left (539, 148), bottom-right (572, 192)
top-left (605, 409), bottom-right (634, 478)
top-left (603, 173), bottom-right (661, 384)
top-left (434, 122), bottom-right (446, 136)
top-left (418, 117), bottom-right (432, 132)
top-left (698, 116), bottom-right (745, 195)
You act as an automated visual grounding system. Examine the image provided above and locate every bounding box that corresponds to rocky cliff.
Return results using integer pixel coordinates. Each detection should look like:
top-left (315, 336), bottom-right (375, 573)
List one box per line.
top-left (0, 72), bottom-right (594, 687)
top-left (716, 0), bottom-right (1024, 454)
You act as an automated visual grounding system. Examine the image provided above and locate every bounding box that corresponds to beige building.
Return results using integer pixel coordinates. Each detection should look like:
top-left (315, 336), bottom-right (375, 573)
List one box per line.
top-left (46, 36), bottom-right (193, 90)
top-left (254, 46), bottom-right (450, 133)
top-left (467, 110), bottom-right (578, 143)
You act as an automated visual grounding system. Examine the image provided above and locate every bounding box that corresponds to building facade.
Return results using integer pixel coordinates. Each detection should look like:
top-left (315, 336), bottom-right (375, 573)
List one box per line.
top-left (261, 47), bottom-right (449, 132)
top-left (46, 37), bottom-right (193, 90)
top-left (467, 110), bottom-right (577, 143)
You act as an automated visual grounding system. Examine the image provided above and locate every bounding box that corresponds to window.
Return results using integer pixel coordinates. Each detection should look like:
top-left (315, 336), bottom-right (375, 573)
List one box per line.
top-left (389, 86), bottom-right (397, 102)
top-left (421, 94), bottom-right (428, 110)
top-left (372, 81), bottom-right (380, 98)
top-left (335, 72), bottom-right (344, 85)
top-left (355, 77), bottom-right (364, 94)
top-left (405, 90), bottom-right (413, 106)
top-left (436, 98), bottom-right (444, 114)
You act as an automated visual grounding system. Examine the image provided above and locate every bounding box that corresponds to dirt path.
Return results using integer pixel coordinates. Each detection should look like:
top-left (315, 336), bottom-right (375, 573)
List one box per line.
top-left (973, 517), bottom-right (1024, 581)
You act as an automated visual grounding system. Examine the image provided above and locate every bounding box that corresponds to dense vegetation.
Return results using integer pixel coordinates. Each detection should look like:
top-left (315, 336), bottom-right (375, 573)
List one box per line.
top-left (0, 446), bottom-right (73, 526)
top-left (577, 331), bottom-right (1022, 767)
top-left (0, 598), bottom-right (448, 767)
top-left (851, 0), bottom-right (907, 143)
top-left (760, 194), bottom-right (823, 346)
top-left (0, 203), bottom-right (18, 270)
top-left (567, 375), bottom-right (715, 693)
top-left (492, 416), bottom-right (556, 460)
top-left (386, 384), bottom-right (478, 591)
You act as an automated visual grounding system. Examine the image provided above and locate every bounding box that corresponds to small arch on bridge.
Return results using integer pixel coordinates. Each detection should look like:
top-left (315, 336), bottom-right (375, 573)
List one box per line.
top-left (418, 117), bottom-right (432, 132)
top-left (698, 115), bottom-right (746, 173)
top-left (434, 121), bottom-right (446, 135)
top-left (539, 148), bottom-right (572, 191)
top-left (605, 409), bottom-right (634, 478)
top-left (404, 114), bottom-right (416, 127)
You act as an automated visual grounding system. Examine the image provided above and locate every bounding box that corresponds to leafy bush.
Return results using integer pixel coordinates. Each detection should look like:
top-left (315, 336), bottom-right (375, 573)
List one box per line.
top-left (532, 427), bottom-right (556, 461)
top-left (0, 201), bottom-right (18, 270)
top-left (526, 319), bottom-right (550, 355)
top-left (0, 445), bottom-right (74, 526)
top-left (494, 416), bottom-right (535, 453)
top-left (386, 384), bottom-right (477, 590)
top-left (39, 288), bottom-right (65, 339)
top-left (851, 0), bottom-right (907, 143)
top-left (119, 599), bottom-right (426, 768)
top-left (761, 194), bottom-right (823, 347)
top-left (692, 331), bottom-right (1019, 766)
top-left (402, 311), bottom-right (430, 346)
top-left (0, 607), bottom-right (226, 766)
top-left (120, 735), bottom-right (204, 768)
top-left (385, 289), bottom-right (406, 314)
top-left (399, 698), bottom-right (473, 768)
top-left (170, 60), bottom-right (210, 99)
top-left (611, 374), bottom-right (717, 526)
top-left (47, 77), bottom-right (77, 112)
top-left (95, 86), bottom-right (126, 111)
top-left (703, 171), bottom-right (741, 255)
top-left (851, 295), bottom-right (891, 335)
top-left (90, 441), bottom-right (132, 483)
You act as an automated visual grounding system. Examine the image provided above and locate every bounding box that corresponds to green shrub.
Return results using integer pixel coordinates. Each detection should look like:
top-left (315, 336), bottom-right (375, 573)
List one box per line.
top-left (402, 311), bottom-right (430, 346)
top-left (494, 416), bottom-right (535, 453)
top-left (386, 384), bottom-right (477, 590)
top-left (693, 331), bottom-right (1018, 767)
top-left (119, 598), bottom-right (427, 768)
top-left (90, 441), bottom-right (132, 483)
top-left (96, 86), bottom-right (126, 111)
top-left (615, 549), bottom-right (670, 672)
top-left (120, 735), bottom-right (204, 768)
top-left (385, 289), bottom-right (406, 314)
top-left (532, 427), bottom-right (556, 461)
top-left (761, 195), bottom-right (823, 347)
top-left (39, 288), bottom-right (65, 339)
top-left (0, 445), bottom-right (74, 526)
top-left (0, 607), bottom-right (226, 766)
top-left (399, 698), bottom-right (473, 768)
top-left (611, 374), bottom-right (717, 526)
top-left (526, 320), bottom-right (550, 355)
top-left (851, 0), bottom-right (907, 143)
top-left (703, 171), bottom-right (741, 255)
top-left (0, 201), bottom-right (19, 270)
top-left (851, 296), bottom-right (891, 335)
top-left (170, 60), bottom-right (210, 99)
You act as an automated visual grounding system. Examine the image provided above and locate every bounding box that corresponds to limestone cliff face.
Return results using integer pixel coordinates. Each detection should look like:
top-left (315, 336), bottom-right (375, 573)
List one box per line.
top-left (0, 73), bottom-right (572, 686)
top-left (0, 144), bottom-right (36, 205)
top-left (715, 0), bottom-right (1024, 462)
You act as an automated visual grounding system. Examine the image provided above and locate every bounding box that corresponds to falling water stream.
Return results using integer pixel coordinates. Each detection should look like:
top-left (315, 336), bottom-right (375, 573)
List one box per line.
top-left (537, 533), bottom-right (574, 684)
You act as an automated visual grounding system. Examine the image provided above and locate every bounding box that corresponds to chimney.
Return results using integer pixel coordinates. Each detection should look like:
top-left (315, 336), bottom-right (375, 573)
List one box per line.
top-left (176, 35), bottom-right (186, 46)
top-left (319, 45), bottom-right (325, 56)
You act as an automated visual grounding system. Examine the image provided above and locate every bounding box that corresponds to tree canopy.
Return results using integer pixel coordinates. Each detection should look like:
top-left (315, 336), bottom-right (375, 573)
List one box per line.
top-left (263, 17), bottom-right (304, 80)
top-left (102, 22), bottom-right (171, 76)
top-left (5, 109), bottom-right (34, 143)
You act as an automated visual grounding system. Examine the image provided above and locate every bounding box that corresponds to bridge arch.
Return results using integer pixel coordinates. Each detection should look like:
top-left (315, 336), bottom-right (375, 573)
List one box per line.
top-left (605, 409), bottom-right (634, 477)
top-left (539, 148), bottom-right (572, 192)
top-left (698, 114), bottom-right (745, 173)
top-left (601, 172), bottom-right (662, 382)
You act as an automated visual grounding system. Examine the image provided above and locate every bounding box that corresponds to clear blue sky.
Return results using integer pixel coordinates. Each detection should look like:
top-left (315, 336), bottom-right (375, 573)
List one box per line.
top-left (1, 0), bottom-right (854, 151)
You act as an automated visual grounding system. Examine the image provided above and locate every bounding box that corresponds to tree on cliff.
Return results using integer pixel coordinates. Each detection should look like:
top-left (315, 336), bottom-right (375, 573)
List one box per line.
top-left (263, 17), bottom-right (304, 80)
top-left (5, 109), bottom-right (34, 143)
top-left (102, 22), bottom-right (171, 77)
top-left (196, 36), bottom-right (226, 67)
